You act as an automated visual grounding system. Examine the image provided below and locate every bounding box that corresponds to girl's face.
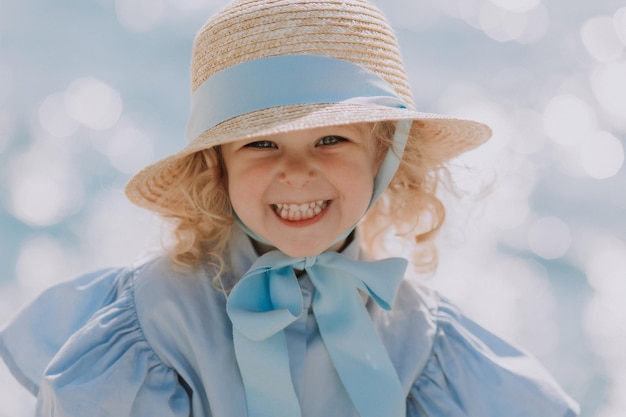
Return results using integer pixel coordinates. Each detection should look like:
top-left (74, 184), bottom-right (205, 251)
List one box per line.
top-left (221, 124), bottom-right (382, 258)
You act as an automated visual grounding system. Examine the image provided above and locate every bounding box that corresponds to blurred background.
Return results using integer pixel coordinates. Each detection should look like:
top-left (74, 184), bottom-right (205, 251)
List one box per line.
top-left (0, 0), bottom-right (624, 415)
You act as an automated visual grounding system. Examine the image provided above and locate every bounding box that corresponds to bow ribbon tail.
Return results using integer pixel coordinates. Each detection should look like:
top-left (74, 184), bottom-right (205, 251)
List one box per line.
top-left (308, 258), bottom-right (407, 417)
top-left (227, 259), bottom-right (305, 417)
top-left (232, 330), bottom-right (301, 417)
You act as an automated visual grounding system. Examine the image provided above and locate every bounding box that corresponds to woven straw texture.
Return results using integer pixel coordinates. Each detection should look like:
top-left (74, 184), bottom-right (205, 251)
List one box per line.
top-left (124, 0), bottom-right (491, 211)
top-left (191, 0), bottom-right (414, 105)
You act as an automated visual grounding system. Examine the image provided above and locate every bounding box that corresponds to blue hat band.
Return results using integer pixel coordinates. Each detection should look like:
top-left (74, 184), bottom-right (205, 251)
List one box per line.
top-left (185, 54), bottom-right (410, 142)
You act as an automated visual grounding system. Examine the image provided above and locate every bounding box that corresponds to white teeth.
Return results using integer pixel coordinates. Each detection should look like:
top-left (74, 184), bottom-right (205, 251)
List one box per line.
top-left (274, 200), bottom-right (327, 221)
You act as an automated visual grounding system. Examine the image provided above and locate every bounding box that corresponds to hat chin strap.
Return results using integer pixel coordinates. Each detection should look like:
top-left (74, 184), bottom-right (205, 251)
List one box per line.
top-left (234, 119), bottom-right (411, 251)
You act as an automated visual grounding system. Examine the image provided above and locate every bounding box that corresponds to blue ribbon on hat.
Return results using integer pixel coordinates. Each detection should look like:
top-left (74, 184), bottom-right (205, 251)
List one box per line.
top-left (185, 54), bottom-right (410, 143)
top-left (227, 250), bottom-right (408, 417)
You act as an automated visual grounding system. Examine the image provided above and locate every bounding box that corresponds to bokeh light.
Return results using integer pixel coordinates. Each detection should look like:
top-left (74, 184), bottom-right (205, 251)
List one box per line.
top-left (115, 0), bottom-right (165, 32)
top-left (543, 94), bottom-right (596, 146)
top-left (16, 235), bottom-right (78, 291)
top-left (91, 119), bottom-right (156, 174)
top-left (83, 190), bottom-right (162, 268)
top-left (38, 92), bottom-right (79, 138)
top-left (488, 0), bottom-right (540, 13)
top-left (479, 2), bottom-right (528, 43)
top-left (163, 0), bottom-right (218, 12)
top-left (581, 16), bottom-right (624, 62)
top-left (584, 235), bottom-right (626, 298)
top-left (615, 7), bottom-right (626, 46)
top-left (507, 108), bottom-right (547, 155)
top-left (478, 2), bottom-right (548, 43)
top-left (64, 77), bottom-right (123, 130)
top-left (527, 216), bottom-right (572, 260)
top-left (590, 60), bottom-right (626, 123)
top-left (10, 175), bottom-right (68, 226)
top-left (8, 145), bottom-right (84, 227)
top-left (580, 131), bottom-right (624, 179)
top-left (515, 4), bottom-right (549, 44)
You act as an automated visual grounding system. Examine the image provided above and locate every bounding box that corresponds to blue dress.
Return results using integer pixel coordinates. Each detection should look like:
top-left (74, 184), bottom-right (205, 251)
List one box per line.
top-left (0, 228), bottom-right (579, 416)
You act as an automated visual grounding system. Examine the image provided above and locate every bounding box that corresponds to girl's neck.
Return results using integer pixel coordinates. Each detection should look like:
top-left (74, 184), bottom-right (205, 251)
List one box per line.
top-left (251, 231), bottom-right (355, 258)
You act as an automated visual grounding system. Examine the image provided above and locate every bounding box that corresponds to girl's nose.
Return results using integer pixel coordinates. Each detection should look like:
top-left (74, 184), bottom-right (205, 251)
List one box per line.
top-left (278, 155), bottom-right (316, 187)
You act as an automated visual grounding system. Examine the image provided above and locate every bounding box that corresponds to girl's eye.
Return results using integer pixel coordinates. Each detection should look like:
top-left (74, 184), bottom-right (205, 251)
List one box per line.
top-left (317, 135), bottom-right (348, 146)
top-left (244, 140), bottom-right (277, 149)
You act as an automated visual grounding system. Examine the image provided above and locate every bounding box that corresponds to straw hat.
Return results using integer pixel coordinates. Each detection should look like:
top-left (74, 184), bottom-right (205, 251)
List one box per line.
top-left (124, 0), bottom-right (491, 212)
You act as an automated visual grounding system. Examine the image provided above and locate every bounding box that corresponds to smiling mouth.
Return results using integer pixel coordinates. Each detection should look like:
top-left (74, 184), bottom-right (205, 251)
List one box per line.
top-left (272, 200), bottom-right (329, 221)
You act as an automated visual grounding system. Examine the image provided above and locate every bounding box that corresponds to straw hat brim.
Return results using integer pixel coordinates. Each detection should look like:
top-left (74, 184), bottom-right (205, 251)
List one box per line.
top-left (124, 102), bottom-right (491, 211)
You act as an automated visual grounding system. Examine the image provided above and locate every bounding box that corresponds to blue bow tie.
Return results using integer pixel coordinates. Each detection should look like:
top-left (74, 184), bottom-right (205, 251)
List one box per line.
top-left (226, 250), bottom-right (408, 417)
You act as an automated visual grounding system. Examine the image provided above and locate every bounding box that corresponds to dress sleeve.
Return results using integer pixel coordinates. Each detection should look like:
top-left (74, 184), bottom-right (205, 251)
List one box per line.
top-left (406, 295), bottom-right (580, 417)
top-left (0, 266), bottom-right (190, 417)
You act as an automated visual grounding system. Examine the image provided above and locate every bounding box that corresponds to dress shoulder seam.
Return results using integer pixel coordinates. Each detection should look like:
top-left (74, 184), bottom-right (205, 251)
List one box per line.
top-left (125, 260), bottom-right (177, 371)
top-left (412, 291), bottom-right (457, 387)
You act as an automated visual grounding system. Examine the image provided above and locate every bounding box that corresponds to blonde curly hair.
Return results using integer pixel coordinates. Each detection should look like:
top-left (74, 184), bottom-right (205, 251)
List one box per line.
top-left (153, 120), bottom-right (450, 280)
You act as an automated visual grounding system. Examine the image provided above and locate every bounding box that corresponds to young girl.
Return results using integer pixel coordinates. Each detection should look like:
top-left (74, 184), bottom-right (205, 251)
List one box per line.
top-left (0, 0), bottom-right (579, 416)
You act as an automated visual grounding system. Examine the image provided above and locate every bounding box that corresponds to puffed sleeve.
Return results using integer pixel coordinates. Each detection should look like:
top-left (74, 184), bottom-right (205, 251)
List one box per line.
top-left (406, 296), bottom-right (580, 417)
top-left (0, 266), bottom-right (190, 417)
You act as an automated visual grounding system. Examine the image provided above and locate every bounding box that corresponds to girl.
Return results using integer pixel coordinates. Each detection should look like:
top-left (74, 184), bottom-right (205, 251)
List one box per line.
top-left (0, 0), bottom-right (579, 416)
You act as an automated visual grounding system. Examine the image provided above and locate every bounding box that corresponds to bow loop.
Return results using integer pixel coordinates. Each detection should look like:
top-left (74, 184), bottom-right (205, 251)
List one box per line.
top-left (227, 253), bottom-right (303, 341)
top-left (315, 252), bottom-right (407, 310)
